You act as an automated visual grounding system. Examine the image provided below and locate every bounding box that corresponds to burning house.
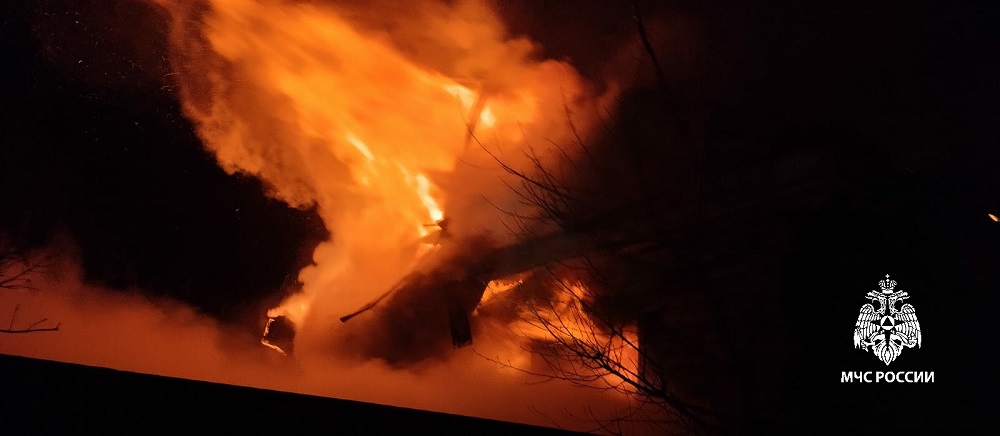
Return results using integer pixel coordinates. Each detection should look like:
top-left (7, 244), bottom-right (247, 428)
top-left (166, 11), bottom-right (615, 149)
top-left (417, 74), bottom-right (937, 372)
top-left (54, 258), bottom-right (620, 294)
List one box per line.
top-left (1, 0), bottom-right (996, 434)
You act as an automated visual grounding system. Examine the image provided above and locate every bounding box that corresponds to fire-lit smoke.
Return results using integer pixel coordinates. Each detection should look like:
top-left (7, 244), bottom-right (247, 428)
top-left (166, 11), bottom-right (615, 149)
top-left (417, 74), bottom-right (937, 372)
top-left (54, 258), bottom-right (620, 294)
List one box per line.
top-left (0, 0), bottom-right (668, 427)
top-left (4, 0), bottom-right (649, 432)
top-left (0, 244), bottom-right (636, 430)
top-left (153, 0), bottom-right (617, 363)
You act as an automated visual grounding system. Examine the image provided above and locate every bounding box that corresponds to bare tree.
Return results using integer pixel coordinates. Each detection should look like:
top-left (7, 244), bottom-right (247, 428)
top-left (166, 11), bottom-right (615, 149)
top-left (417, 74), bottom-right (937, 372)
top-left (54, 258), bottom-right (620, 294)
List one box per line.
top-left (477, 258), bottom-right (726, 435)
top-left (468, 3), bottom-right (743, 433)
top-left (336, 3), bottom-right (759, 431)
top-left (0, 244), bottom-right (60, 334)
top-left (470, 140), bottom-right (731, 434)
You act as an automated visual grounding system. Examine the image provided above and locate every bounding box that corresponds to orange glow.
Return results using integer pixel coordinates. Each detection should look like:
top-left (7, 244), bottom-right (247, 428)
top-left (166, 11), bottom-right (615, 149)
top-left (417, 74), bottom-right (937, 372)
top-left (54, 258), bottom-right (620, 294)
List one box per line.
top-left (260, 318), bottom-right (288, 355)
top-left (443, 84), bottom-right (478, 109)
top-left (5, 1), bottom-right (634, 431)
top-left (415, 174), bottom-right (444, 223)
top-left (155, 0), bottom-right (612, 339)
top-left (345, 132), bottom-right (375, 162)
top-left (511, 281), bottom-right (642, 389)
top-left (480, 107), bottom-right (497, 128)
top-left (515, 281), bottom-right (592, 342)
top-left (989, 213), bottom-right (998, 222)
top-left (480, 277), bottom-right (525, 304)
top-left (266, 293), bottom-right (311, 326)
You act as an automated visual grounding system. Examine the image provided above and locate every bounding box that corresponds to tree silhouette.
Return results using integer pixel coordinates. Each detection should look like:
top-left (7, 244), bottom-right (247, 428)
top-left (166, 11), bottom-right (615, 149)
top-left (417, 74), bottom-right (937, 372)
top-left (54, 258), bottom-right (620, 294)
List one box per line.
top-left (470, 3), bottom-right (760, 434)
top-left (0, 244), bottom-right (60, 334)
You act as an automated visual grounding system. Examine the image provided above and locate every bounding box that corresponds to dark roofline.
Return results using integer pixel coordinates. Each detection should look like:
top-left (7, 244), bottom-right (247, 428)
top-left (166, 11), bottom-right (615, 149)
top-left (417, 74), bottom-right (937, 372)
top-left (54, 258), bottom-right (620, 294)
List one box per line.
top-left (0, 354), bottom-right (579, 435)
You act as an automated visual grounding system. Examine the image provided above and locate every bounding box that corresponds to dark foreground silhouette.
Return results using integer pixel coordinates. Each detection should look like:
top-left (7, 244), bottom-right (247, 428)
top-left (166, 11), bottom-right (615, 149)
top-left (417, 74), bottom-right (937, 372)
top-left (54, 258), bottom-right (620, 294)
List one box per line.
top-left (0, 354), bottom-right (576, 435)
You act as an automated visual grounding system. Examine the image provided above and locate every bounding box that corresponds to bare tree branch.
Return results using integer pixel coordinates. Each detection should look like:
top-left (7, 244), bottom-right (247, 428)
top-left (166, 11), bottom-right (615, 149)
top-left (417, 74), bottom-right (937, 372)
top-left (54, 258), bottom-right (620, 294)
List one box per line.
top-left (1, 244), bottom-right (61, 334)
top-left (630, 0), bottom-right (668, 92)
top-left (1, 303), bottom-right (61, 334)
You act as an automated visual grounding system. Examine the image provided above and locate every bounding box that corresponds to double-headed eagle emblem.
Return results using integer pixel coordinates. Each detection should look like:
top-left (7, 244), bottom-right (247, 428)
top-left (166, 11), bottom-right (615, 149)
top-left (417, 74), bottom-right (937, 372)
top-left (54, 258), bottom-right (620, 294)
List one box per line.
top-left (853, 274), bottom-right (922, 365)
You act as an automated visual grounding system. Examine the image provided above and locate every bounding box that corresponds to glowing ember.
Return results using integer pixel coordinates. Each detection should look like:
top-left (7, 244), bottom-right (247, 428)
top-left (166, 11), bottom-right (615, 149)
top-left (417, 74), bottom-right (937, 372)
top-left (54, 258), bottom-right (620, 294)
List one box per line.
top-left (989, 213), bottom-right (998, 222)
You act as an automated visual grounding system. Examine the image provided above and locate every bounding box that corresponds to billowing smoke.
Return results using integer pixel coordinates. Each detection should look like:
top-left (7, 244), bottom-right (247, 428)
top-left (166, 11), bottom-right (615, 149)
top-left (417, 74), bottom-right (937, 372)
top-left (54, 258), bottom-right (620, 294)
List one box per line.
top-left (0, 240), bottom-right (632, 430)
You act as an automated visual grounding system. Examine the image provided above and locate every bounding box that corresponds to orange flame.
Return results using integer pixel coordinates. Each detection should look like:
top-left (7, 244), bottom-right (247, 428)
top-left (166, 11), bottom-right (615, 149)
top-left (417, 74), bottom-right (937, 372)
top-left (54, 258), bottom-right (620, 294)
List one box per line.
top-left (155, 0), bottom-right (615, 357)
top-left (511, 281), bottom-right (642, 389)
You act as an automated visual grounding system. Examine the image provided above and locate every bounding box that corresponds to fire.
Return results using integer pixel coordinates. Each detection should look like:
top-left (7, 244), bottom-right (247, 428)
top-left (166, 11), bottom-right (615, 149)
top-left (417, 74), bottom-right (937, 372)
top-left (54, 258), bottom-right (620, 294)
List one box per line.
top-left (3, 0), bottom-right (638, 431)
top-left (266, 292), bottom-right (310, 325)
top-left (511, 280), bottom-right (643, 389)
top-left (479, 107), bottom-right (497, 128)
top-left (260, 318), bottom-right (288, 355)
top-left (515, 281), bottom-right (595, 342)
top-left (345, 132), bottom-right (375, 162)
top-left (155, 0), bottom-right (613, 366)
top-left (479, 277), bottom-right (525, 305)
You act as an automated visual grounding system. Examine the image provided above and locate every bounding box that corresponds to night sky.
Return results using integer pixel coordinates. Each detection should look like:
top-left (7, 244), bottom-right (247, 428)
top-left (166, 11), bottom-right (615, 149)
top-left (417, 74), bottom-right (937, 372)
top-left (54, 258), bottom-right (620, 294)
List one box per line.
top-left (2, 0), bottom-right (329, 325)
top-left (2, 0), bottom-right (999, 433)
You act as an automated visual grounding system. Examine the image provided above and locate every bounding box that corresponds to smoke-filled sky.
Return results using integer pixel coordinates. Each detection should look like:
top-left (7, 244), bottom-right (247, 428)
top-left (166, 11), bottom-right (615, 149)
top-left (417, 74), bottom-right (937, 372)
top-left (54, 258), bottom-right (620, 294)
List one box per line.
top-left (1, 0), bottom-right (998, 434)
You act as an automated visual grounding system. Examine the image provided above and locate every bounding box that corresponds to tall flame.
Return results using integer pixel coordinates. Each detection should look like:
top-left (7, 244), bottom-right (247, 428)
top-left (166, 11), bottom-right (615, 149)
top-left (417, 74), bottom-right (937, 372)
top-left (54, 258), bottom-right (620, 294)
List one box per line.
top-left (155, 0), bottom-right (615, 358)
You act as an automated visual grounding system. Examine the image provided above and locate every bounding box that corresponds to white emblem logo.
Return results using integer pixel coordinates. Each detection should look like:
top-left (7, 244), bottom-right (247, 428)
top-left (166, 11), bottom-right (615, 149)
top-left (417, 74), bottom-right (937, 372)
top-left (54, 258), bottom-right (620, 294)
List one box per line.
top-left (853, 274), bottom-right (922, 365)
